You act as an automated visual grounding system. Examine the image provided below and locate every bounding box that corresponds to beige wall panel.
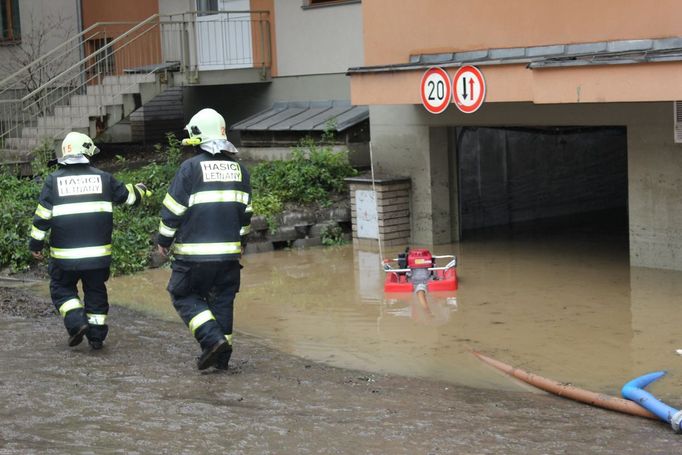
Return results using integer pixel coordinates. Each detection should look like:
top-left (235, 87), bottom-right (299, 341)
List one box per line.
top-left (158, 0), bottom-right (193, 15)
top-left (0, 0), bottom-right (80, 80)
top-left (532, 62), bottom-right (682, 104)
top-left (274, 0), bottom-right (363, 76)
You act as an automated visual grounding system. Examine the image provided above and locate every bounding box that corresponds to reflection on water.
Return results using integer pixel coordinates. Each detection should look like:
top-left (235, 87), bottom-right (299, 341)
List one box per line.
top-left (105, 224), bottom-right (682, 398)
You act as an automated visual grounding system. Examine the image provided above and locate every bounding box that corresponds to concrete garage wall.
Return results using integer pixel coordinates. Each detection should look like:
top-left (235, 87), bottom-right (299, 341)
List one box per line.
top-left (457, 127), bottom-right (627, 231)
top-left (628, 116), bottom-right (682, 269)
top-left (369, 102), bottom-right (682, 270)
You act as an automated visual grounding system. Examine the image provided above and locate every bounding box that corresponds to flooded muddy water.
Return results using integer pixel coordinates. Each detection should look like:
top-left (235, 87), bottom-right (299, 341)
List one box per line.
top-left (104, 224), bottom-right (682, 399)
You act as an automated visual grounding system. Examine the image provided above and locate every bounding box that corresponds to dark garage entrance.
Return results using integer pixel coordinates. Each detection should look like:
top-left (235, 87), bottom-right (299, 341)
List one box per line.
top-left (455, 126), bottom-right (628, 238)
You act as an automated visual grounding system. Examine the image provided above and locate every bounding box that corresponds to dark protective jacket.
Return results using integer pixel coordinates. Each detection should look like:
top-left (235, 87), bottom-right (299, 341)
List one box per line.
top-left (29, 163), bottom-right (143, 270)
top-left (157, 152), bottom-right (252, 262)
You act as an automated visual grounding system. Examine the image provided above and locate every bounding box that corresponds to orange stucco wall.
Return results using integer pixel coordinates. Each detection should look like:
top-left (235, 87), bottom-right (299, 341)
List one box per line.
top-left (82, 0), bottom-right (159, 27)
top-left (80, 0), bottom-right (160, 76)
top-left (362, 0), bottom-right (682, 66)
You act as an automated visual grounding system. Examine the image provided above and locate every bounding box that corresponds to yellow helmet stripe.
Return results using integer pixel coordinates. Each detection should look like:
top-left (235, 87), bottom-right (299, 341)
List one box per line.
top-left (52, 201), bottom-right (112, 217)
top-left (188, 310), bottom-right (215, 335)
top-left (59, 298), bottom-right (84, 317)
top-left (188, 190), bottom-right (250, 207)
top-left (50, 244), bottom-right (112, 259)
top-left (174, 242), bottom-right (241, 256)
top-left (163, 193), bottom-right (187, 216)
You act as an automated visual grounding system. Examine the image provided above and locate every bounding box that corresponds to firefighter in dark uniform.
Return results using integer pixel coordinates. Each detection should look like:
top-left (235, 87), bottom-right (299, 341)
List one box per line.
top-left (157, 108), bottom-right (252, 371)
top-left (29, 132), bottom-right (151, 350)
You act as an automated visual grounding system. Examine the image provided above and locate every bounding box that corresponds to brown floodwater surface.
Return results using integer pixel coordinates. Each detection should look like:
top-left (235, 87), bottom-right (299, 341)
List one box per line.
top-left (106, 225), bottom-right (682, 399)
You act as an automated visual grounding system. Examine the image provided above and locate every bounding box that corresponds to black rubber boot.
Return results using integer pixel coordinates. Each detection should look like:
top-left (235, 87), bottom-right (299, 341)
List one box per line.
top-left (197, 339), bottom-right (228, 370)
top-left (88, 340), bottom-right (103, 350)
top-left (214, 345), bottom-right (232, 371)
top-left (68, 324), bottom-right (89, 347)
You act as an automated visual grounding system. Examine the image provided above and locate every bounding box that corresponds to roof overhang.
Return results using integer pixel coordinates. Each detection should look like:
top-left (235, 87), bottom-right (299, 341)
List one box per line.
top-left (231, 100), bottom-right (368, 132)
top-left (348, 37), bottom-right (682, 74)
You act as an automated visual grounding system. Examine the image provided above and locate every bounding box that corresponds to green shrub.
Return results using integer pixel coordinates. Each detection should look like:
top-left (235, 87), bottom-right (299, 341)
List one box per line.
top-left (0, 140), bottom-right (58, 272)
top-left (320, 224), bottom-right (346, 246)
top-left (251, 137), bottom-right (357, 231)
top-left (0, 172), bottom-right (42, 272)
top-left (110, 134), bottom-right (181, 275)
top-left (250, 192), bottom-right (283, 233)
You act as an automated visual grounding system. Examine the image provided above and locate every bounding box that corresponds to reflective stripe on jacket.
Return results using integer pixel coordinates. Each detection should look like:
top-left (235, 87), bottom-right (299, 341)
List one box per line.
top-left (158, 152), bottom-right (252, 262)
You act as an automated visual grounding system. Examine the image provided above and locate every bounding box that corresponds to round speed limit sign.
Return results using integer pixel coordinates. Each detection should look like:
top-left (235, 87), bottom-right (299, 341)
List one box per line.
top-left (420, 67), bottom-right (451, 114)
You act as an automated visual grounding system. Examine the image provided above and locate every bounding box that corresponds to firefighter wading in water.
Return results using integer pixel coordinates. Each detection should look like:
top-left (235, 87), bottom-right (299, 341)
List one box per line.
top-left (157, 108), bottom-right (252, 371)
top-left (29, 132), bottom-right (151, 350)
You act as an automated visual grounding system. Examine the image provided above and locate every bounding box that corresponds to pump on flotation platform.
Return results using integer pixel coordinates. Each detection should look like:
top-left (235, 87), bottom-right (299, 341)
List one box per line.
top-left (382, 248), bottom-right (457, 294)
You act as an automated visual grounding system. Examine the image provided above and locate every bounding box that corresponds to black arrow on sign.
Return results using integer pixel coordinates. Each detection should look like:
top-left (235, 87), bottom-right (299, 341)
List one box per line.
top-left (462, 77), bottom-right (468, 100)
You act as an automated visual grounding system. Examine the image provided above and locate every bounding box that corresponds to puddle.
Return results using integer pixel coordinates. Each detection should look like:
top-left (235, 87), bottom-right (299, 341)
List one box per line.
top-left (102, 225), bottom-right (682, 398)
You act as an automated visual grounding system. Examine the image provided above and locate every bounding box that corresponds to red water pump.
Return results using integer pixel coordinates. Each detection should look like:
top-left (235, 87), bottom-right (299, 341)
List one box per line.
top-left (383, 247), bottom-right (457, 293)
top-left (403, 248), bottom-right (434, 270)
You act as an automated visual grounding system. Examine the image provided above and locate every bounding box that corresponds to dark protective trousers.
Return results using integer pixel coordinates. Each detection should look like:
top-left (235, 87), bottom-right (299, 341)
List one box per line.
top-left (48, 262), bottom-right (110, 342)
top-left (167, 260), bottom-right (240, 350)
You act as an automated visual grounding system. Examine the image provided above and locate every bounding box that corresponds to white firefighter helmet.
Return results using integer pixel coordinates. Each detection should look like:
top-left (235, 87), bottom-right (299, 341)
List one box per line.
top-left (58, 131), bottom-right (100, 164)
top-left (184, 108), bottom-right (227, 143)
top-left (182, 108), bottom-right (238, 155)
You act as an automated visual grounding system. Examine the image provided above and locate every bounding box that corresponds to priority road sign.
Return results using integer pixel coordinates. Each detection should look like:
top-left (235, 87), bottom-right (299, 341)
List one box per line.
top-left (420, 67), bottom-right (451, 114)
top-left (453, 65), bottom-right (486, 113)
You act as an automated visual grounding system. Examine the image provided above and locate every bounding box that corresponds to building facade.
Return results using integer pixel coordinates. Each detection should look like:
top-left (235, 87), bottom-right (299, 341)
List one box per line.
top-left (349, 0), bottom-right (682, 271)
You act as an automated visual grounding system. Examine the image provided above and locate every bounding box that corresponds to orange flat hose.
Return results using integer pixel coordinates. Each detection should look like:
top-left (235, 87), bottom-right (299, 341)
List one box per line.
top-left (472, 351), bottom-right (657, 420)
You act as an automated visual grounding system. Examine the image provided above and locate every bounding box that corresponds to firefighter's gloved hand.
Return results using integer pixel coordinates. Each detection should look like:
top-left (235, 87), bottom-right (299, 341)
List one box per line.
top-left (134, 183), bottom-right (152, 200)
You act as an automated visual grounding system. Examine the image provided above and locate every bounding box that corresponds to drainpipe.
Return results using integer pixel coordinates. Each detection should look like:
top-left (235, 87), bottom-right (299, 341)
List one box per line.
top-left (76, 0), bottom-right (84, 82)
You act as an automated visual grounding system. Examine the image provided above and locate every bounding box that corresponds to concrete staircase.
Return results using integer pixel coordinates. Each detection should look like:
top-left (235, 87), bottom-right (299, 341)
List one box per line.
top-left (1, 73), bottom-right (166, 171)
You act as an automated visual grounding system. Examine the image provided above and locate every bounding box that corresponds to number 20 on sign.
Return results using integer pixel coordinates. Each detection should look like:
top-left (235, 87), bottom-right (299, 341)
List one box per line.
top-left (420, 67), bottom-right (451, 114)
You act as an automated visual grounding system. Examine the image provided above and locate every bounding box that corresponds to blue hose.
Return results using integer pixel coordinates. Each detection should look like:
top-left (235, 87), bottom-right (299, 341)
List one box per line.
top-left (621, 371), bottom-right (682, 433)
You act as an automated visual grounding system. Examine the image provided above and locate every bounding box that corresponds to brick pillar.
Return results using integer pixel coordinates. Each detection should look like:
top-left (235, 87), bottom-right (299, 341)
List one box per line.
top-left (346, 175), bottom-right (411, 248)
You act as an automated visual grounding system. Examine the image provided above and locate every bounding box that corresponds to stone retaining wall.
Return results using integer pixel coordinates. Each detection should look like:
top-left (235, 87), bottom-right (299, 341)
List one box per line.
top-left (244, 198), bottom-right (352, 253)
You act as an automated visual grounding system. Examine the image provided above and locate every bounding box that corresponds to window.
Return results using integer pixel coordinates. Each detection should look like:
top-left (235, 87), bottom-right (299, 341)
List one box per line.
top-left (197, 0), bottom-right (218, 16)
top-left (0, 0), bottom-right (20, 42)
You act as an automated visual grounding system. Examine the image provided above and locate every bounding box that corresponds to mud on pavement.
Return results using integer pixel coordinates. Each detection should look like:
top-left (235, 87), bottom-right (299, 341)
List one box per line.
top-left (0, 285), bottom-right (677, 454)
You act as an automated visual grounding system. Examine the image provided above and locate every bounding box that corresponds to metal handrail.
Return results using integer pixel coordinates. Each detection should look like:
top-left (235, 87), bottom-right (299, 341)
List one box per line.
top-left (383, 256), bottom-right (458, 273)
top-left (21, 14), bottom-right (160, 103)
top-left (23, 21), bottom-right (161, 112)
